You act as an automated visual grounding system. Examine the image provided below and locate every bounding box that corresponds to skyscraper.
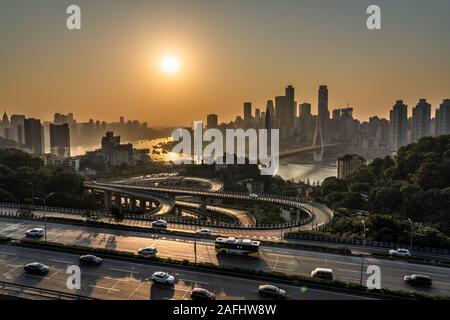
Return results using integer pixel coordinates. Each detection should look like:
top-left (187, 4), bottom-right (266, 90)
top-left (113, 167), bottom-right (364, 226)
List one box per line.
top-left (435, 99), bottom-right (450, 136)
top-left (206, 114), bottom-right (218, 129)
top-left (285, 85), bottom-right (296, 127)
top-left (412, 99), bottom-right (431, 142)
top-left (266, 100), bottom-right (275, 129)
top-left (24, 118), bottom-right (44, 155)
top-left (50, 123), bottom-right (71, 159)
top-left (274, 96), bottom-right (286, 128)
top-left (389, 100), bottom-right (408, 152)
top-left (243, 102), bottom-right (252, 126)
top-left (265, 103), bottom-right (272, 131)
top-left (10, 115), bottom-right (25, 144)
top-left (0, 111), bottom-right (11, 139)
top-left (318, 85), bottom-right (329, 141)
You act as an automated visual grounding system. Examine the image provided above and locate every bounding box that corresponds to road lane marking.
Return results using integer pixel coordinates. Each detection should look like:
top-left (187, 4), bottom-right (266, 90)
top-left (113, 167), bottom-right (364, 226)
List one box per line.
top-left (179, 278), bottom-right (209, 285)
top-left (110, 267), bottom-right (138, 274)
top-left (0, 251), bottom-right (16, 256)
top-left (89, 285), bottom-right (120, 292)
top-left (49, 259), bottom-right (73, 264)
top-left (128, 282), bottom-right (146, 299)
top-left (48, 270), bottom-right (62, 279)
top-left (338, 268), bottom-right (360, 273)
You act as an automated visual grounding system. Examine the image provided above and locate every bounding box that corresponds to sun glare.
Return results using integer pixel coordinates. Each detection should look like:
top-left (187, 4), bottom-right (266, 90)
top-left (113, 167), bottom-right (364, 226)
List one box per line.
top-left (161, 56), bottom-right (180, 74)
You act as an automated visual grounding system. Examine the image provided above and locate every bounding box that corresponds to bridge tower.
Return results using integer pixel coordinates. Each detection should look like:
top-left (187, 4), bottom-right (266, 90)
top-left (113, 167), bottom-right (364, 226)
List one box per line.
top-left (312, 115), bottom-right (324, 162)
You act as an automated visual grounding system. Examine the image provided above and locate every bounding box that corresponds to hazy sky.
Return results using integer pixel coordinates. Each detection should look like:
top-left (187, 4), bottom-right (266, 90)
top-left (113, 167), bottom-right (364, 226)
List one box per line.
top-left (1, 0), bottom-right (449, 126)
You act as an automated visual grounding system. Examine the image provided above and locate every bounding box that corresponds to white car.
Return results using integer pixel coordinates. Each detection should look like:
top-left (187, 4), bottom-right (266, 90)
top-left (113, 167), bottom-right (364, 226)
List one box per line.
top-left (196, 228), bottom-right (211, 236)
top-left (152, 220), bottom-right (168, 228)
top-left (249, 193), bottom-right (259, 199)
top-left (150, 271), bottom-right (175, 285)
top-left (25, 228), bottom-right (44, 238)
top-left (138, 247), bottom-right (157, 257)
top-left (389, 248), bottom-right (411, 258)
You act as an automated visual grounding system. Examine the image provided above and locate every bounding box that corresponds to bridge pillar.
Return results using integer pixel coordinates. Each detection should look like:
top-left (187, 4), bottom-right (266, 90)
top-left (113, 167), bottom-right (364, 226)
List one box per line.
top-left (104, 191), bottom-right (112, 211)
top-left (200, 197), bottom-right (207, 216)
top-left (114, 193), bottom-right (122, 212)
top-left (129, 197), bottom-right (136, 211)
top-left (254, 204), bottom-right (260, 223)
top-left (140, 199), bottom-right (146, 212)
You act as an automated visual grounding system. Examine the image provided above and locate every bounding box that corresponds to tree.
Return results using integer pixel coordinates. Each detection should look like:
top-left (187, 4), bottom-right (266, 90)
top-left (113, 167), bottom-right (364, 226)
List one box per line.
top-left (369, 187), bottom-right (402, 213)
top-left (321, 177), bottom-right (348, 196)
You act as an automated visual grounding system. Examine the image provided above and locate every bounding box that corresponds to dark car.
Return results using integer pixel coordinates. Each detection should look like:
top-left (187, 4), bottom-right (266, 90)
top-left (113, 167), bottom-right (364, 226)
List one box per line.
top-left (258, 284), bottom-right (287, 299)
top-left (24, 262), bottom-right (50, 275)
top-left (404, 274), bottom-right (432, 287)
top-left (79, 255), bottom-right (103, 266)
top-left (190, 288), bottom-right (216, 301)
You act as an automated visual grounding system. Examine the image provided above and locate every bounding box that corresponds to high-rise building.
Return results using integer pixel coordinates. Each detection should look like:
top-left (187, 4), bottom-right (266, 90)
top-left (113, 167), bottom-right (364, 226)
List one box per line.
top-left (10, 115), bottom-right (25, 144)
top-left (337, 154), bottom-right (366, 179)
top-left (285, 85), bottom-right (296, 127)
top-left (24, 118), bottom-right (44, 155)
top-left (206, 114), bottom-right (218, 129)
top-left (435, 99), bottom-right (450, 136)
top-left (101, 132), bottom-right (133, 167)
top-left (50, 124), bottom-right (71, 159)
top-left (412, 99), bottom-right (431, 142)
top-left (299, 103), bottom-right (311, 117)
top-left (0, 111), bottom-right (11, 139)
top-left (255, 108), bottom-right (261, 124)
top-left (243, 102), bottom-right (252, 126)
top-left (299, 103), bottom-right (314, 141)
top-left (274, 96), bottom-right (286, 127)
top-left (318, 85), bottom-right (330, 140)
top-left (389, 100), bottom-right (408, 152)
top-left (265, 104), bottom-right (272, 131)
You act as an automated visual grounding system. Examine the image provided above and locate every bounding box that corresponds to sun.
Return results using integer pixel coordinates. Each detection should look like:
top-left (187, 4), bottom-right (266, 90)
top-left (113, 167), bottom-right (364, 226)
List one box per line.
top-left (161, 56), bottom-right (180, 74)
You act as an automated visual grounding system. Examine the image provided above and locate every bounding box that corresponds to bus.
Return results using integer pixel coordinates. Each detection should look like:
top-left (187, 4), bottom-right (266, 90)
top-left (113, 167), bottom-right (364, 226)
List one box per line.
top-left (214, 237), bottom-right (261, 257)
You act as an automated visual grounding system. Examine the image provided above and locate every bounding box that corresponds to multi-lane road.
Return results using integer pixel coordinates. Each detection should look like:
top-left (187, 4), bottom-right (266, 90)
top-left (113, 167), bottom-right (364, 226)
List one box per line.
top-left (0, 245), bottom-right (373, 300)
top-left (0, 218), bottom-right (449, 297)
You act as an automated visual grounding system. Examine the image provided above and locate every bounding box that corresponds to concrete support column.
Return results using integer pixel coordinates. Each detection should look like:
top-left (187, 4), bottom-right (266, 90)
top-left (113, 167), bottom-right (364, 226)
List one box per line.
top-left (104, 191), bottom-right (112, 211)
top-left (254, 204), bottom-right (260, 223)
top-left (200, 197), bottom-right (207, 216)
top-left (114, 193), bottom-right (122, 211)
top-left (129, 197), bottom-right (136, 211)
top-left (140, 199), bottom-right (146, 212)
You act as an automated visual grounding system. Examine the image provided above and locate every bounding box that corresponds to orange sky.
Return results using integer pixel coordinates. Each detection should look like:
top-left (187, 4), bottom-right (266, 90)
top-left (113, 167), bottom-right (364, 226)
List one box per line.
top-left (1, 0), bottom-right (449, 126)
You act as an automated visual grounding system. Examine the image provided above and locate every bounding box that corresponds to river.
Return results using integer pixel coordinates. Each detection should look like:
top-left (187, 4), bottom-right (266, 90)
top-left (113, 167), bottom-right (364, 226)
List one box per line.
top-left (71, 138), bottom-right (337, 183)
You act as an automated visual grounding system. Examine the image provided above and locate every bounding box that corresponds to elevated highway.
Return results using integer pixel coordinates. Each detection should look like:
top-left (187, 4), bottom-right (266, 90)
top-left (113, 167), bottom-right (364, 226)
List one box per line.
top-left (86, 181), bottom-right (334, 229)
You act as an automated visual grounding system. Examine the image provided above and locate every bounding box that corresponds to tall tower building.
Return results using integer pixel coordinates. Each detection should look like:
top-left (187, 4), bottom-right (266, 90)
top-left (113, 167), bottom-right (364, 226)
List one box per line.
top-left (275, 96), bottom-right (286, 128)
top-left (318, 85), bottom-right (330, 140)
top-left (206, 114), bottom-right (218, 129)
top-left (435, 99), bottom-right (450, 136)
top-left (50, 124), bottom-right (71, 159)
top-left (24, 118), bottom-right (44, 155)
top-left (285, 85), bottom-right (296, 127)
top-left (266, 100), bottom-right (275, 122)
top-left (265, 104), bottom-right (272, 131)
top-left (389, 100), bottom-right (408, 152)
top-left (0, 111), bottom-right (11, 139)
top-left (10, 115), bottom-right (25, 144)
top-left (412, 99), bottom-right (431, 142)
top-left (243, 102), bottom-right (252, 126)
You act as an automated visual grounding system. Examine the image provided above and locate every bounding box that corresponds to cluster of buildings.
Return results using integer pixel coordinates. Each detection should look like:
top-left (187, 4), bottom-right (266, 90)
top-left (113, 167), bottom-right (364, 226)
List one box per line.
top-left (0, 112), bottom-right (150, 173)
top-left (51, 113), bottom-right (152, 147)
top-left (205, 85), bottom-right (450, 160)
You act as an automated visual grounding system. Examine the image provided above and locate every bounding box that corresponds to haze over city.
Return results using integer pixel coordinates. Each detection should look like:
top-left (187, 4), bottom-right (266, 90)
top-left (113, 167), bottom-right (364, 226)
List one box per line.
top-left (1, 0), bottom-right (450, 126)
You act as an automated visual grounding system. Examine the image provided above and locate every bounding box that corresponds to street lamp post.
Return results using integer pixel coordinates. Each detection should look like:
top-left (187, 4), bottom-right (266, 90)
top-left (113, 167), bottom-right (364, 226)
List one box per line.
top-left (359, 220), bottom-right (367, 287)
top-left (408, 218), bottom-right (413, 254)
top-left (36, 192), bottom-right (55, 242)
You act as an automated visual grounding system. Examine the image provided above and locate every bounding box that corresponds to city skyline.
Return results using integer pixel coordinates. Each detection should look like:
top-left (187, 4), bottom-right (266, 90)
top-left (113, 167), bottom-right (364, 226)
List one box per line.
top-left (1, 0), bottom-right (450, 126)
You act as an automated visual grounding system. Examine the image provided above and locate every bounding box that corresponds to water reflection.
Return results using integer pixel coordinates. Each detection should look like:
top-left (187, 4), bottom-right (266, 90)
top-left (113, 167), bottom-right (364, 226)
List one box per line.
top-left (71, 138), bottom-right (336, 183)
